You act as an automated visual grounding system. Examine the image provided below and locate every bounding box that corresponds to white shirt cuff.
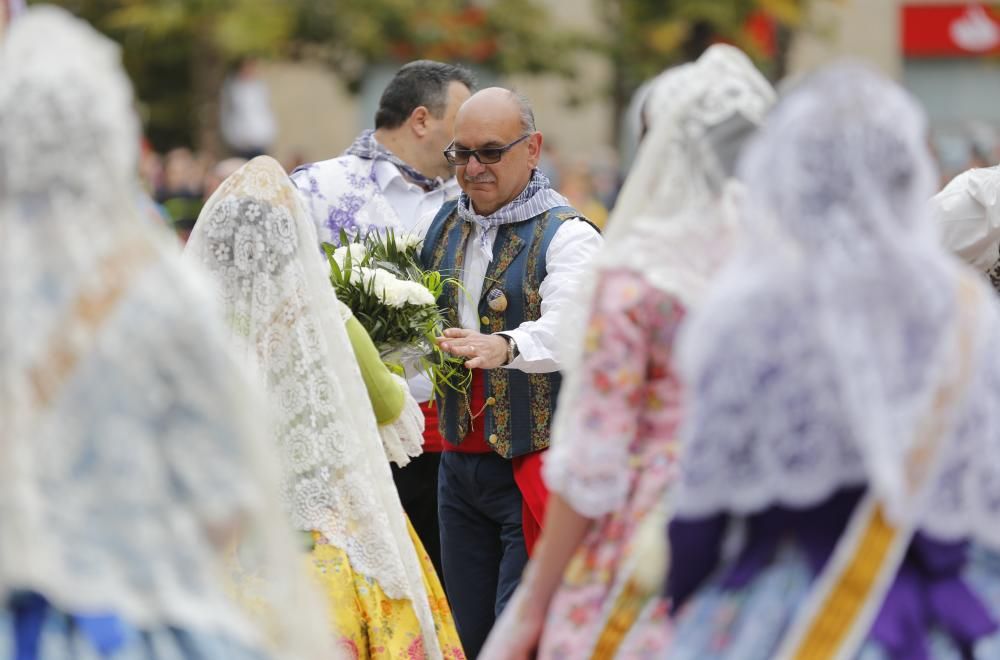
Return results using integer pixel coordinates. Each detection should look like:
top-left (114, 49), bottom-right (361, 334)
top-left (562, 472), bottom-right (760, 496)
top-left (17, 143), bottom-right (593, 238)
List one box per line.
top-left (497, 328), bottom-right (557, 373)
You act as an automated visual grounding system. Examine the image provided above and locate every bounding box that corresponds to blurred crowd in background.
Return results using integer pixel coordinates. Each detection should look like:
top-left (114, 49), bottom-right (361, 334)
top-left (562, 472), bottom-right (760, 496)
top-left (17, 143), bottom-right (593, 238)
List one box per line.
top-left (143, 139), bottom-right (623, 244)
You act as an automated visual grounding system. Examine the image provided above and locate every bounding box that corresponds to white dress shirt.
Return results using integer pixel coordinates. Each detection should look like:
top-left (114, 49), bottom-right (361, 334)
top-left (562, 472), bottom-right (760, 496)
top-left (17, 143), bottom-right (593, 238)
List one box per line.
top-left (374, 159), bottom-right (460, 234)
top-left (455, 220), bottom-right (603, 373)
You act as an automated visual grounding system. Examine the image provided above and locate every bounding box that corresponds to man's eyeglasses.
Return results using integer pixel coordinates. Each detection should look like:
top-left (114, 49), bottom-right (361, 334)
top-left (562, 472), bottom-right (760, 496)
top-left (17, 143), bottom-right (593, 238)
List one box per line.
top-left (443, 134), bottom-right (531, 166)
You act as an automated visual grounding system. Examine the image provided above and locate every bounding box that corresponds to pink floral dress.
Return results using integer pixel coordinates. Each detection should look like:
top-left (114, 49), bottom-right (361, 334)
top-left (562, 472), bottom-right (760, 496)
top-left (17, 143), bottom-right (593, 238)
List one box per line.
top-left (540, 268), bottom-right (682, 658)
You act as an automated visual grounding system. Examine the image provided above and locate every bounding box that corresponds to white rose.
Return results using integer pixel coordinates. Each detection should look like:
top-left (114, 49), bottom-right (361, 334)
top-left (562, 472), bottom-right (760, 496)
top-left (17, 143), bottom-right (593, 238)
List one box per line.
top-left (355, 267), bottom-right (389, 301)
top-left (333, 243), bottom-right (367, 269)
top-left (371, 267), bottom-right (396, 287)
top-left (350, 266), bottom-right (375, 288)
top-left (372, 269), bottom-right (408, 307)
top-left (396, 233), bottom-right (423, 251)
top-left (402, 280), bottom-right (435, 307)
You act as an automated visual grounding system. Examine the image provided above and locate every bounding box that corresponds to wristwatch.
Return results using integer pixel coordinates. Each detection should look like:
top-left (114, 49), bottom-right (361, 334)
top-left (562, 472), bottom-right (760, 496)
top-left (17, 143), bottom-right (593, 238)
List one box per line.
top-left (498, 333), bottom-right (519, 366)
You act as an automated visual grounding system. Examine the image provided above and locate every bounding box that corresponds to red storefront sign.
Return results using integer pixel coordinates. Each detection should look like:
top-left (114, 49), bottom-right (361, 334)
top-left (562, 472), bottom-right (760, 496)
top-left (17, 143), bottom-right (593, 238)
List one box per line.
top-left (903, 4), bottom-right (1000, 56)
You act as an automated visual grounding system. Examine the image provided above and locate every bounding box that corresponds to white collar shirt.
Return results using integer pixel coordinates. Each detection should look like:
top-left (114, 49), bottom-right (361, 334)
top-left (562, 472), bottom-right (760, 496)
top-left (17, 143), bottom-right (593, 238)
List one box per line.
top-left (373, 159), bottom-right (460, 235)
top-left (456, 219), bottom-right (603, 374)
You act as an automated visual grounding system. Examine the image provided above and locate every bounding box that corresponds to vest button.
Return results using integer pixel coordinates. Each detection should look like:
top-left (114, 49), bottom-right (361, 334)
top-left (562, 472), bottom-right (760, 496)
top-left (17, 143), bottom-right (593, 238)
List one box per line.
top-left (488, 434), bottom-right (498, 444)
top-left (480, 315), bottom-right (490, 326)
top-left (486, 396), bottom-right (497, 406)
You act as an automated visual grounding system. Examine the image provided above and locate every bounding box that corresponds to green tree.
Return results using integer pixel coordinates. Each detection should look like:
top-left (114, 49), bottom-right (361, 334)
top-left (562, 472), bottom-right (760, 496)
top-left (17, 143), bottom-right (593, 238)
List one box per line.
top-left (35, 0), bottom-right (581, 154)
top-left (38, 0), bottom-right (298, 151)
top-left (599, 0), bottom-right (815, 142)
top-left (295, 0), bottom-right (581, 91)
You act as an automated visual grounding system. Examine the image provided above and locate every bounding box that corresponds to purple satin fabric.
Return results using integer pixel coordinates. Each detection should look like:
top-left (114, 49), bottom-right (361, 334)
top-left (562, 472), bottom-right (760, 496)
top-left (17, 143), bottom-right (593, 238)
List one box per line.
top-left (667, 487), bottom-right (997, 659)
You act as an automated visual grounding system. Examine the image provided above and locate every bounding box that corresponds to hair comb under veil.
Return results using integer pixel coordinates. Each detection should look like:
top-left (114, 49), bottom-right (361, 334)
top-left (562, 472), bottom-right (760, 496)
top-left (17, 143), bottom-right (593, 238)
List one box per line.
top-left (544, 44), bottom-right (776, 518)
top-left (0, 7), bottom-right (333, 658)
top-left (184, 155), bottom-right (444, 654)
top-left (672, 63), bottom-right (1000, 550)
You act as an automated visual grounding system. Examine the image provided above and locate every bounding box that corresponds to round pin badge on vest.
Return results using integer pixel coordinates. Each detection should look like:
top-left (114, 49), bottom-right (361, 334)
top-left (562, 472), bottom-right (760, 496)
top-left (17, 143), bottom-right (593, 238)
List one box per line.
top-left (487, 288), bottom-right (508, 312)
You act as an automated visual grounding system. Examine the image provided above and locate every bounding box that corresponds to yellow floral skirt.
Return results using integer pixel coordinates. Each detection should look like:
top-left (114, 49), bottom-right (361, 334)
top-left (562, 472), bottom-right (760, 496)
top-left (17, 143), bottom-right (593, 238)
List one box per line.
top-left (309, 521), bottom-right (465, 659)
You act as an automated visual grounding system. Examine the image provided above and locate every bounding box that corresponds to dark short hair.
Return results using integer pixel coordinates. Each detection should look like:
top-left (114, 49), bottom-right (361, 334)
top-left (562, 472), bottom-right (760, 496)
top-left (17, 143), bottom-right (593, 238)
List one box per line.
top-left (374, 60), bottom-right (476, 130)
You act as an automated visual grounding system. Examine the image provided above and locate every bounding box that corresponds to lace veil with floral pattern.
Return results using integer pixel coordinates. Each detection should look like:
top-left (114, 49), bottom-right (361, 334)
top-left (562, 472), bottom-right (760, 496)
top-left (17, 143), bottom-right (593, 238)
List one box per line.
top-left (0, 7), bottom-right (332, 658)
top-left (185, 155), bottom-right (441, 652)
top-left (672, 64), bottom-right (1000, 550)
top-left (545, 45), bottom-right (776, 517)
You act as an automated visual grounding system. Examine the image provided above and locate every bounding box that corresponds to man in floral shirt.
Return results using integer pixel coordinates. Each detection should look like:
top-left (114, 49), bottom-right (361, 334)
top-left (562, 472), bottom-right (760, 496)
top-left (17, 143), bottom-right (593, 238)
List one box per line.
top-left (292, 60), bottom-right (475, 577)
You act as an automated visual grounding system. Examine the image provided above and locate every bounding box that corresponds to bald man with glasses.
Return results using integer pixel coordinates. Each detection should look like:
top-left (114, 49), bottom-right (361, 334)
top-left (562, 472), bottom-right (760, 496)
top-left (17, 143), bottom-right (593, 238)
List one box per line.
top-left (419, 87), bottom-right (602, 656)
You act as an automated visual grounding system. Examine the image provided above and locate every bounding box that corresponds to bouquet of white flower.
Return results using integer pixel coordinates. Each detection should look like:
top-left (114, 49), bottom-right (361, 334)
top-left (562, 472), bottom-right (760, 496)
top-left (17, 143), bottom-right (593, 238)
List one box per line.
top-left (323, 230), bottom-right (469, 395)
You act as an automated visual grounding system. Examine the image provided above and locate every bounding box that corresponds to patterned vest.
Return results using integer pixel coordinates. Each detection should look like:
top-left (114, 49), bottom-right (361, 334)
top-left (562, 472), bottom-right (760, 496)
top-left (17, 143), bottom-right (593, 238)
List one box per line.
top-left (421, 200), bottom-right (590, 459)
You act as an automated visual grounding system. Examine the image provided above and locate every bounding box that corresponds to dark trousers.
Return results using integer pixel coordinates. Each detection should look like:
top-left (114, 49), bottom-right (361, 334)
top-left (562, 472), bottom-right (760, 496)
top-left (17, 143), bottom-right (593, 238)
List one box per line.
top-left (438, 451), bottom-right (528, 658)
top-left (391, 451), bottom-right (443, 577)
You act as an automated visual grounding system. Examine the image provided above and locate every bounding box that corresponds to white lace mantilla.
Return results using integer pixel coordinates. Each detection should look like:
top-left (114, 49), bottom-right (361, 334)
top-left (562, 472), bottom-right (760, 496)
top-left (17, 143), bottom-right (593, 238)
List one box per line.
top-left (1, 8), bottom-right (331, 659)
top-left (185, 156), bottom-right (440, 653)
top-left (546, 45), bottom-right (776, 515)
top-left (672, 64), bottom-right (1000, 552)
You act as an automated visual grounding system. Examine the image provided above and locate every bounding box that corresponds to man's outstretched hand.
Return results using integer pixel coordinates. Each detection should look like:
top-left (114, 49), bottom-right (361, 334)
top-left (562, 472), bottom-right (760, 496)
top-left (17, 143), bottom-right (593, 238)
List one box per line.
top-left (437, 328), bottom-right (508, 370)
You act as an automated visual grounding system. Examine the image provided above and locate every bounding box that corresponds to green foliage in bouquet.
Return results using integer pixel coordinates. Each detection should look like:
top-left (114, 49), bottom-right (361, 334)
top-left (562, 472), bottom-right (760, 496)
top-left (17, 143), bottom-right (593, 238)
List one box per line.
top-left (361, 229), bottom-right (425, 282)
top-left (323, 229), bottom-right (471, 397)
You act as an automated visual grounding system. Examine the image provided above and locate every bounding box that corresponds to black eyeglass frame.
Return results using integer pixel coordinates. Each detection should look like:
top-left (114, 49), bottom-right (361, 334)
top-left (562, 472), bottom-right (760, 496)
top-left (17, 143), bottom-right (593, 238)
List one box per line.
top-left (443, 134), bottom-right (532, 166)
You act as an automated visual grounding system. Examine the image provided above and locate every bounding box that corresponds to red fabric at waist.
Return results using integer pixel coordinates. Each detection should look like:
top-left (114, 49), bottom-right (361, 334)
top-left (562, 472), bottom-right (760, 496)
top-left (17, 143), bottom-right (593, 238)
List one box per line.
top-left (418, 401), bottom-right (444, 453)
top-left (442, 370), bottom-right (492, 454)
top-left (513, 450), bottom-right (549, 556)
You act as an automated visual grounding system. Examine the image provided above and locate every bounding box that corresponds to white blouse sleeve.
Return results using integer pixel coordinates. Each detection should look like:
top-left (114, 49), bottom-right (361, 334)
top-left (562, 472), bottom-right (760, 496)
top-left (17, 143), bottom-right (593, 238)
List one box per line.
top-left (503, 219), bottom-right (603, 374)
